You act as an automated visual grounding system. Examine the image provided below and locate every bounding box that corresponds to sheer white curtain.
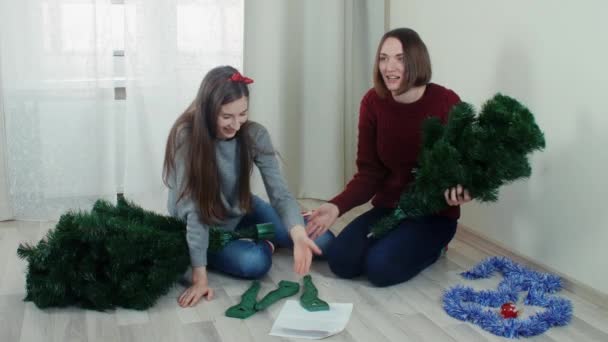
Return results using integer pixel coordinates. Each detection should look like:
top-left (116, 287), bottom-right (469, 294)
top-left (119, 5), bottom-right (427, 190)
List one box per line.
top-left (0, 0), bottom-right (117, 219)
top-left (122, 0), bottom-right (244, 213)
top-left (0, 0), bottom-right (380, 218)
top-left (0, 0), bottom-right (243, 219)
top-left (244, 0), bottom-right (385, 200)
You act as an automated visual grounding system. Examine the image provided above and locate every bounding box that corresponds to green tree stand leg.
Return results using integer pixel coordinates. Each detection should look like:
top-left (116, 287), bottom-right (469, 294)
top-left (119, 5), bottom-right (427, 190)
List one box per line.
top-left (254, 280), bottom-right (300, 311)
top-left (225, 281), bottom-right (261, 319)
top-left (300, 275), bottom-right (329, 312)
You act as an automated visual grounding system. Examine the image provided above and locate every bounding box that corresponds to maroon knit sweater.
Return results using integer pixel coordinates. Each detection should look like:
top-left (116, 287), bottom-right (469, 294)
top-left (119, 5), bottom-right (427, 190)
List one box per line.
top-left (329, 83), bottom-right (461, 220)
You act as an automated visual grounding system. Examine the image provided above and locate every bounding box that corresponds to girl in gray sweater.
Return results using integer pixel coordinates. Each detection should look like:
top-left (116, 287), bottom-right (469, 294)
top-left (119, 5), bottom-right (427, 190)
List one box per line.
top-left (163, 66), bottom-right (334, 307)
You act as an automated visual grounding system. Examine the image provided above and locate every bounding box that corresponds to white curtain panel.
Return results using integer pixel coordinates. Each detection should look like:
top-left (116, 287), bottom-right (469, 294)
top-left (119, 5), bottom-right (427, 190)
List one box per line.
top-left (122, 0), bottom-right (244, 213)
top-left (0, 0), bottom-right (244, 219)
top-left (243, 0), bottom-right (385, 201)
top-left (0, 0), bottom-right (381, 218)
top-left (0, 0), bottom-right (117, 219)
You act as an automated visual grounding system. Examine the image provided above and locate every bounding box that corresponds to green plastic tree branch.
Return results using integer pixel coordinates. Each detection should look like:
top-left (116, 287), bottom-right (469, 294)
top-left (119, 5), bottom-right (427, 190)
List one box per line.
top-left (225, 281), bottom-right (261, 319)
top-left (255, 280), bottom-right (300, 311)
top-left (300, 275), bottom-right (329, 311)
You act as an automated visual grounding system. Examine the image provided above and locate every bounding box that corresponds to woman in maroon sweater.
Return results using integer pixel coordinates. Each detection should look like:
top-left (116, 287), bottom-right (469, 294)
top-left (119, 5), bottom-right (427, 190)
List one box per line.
top-left (306, 28), bottom-right (472, 286)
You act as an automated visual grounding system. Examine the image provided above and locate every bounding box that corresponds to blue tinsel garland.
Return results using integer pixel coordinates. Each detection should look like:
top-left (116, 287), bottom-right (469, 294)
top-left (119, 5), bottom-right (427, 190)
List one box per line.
top-left (442, 256), bottom-right (573, 338)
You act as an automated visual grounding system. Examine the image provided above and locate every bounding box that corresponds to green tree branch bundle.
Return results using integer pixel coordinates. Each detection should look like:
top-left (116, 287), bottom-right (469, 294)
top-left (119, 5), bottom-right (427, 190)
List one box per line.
top-left (17, 197), bottom-right (273, 310)
top-left (369, 94), bottom-right (546, 238)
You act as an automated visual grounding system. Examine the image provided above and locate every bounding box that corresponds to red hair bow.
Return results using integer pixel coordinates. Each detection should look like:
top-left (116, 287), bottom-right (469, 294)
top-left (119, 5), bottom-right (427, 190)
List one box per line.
top-left (229, 71), bottom-right (254, 84)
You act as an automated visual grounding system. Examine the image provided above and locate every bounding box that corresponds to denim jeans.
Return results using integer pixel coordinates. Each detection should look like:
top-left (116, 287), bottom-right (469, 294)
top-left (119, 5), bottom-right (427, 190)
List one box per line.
top-left (326, 206), bottom-right (457, 287)
top-left (207, 195), bottom-right (335, 279)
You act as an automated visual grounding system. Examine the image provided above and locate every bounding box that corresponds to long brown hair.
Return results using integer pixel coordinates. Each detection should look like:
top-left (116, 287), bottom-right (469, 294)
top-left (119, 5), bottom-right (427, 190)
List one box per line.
top-left (373, 28), bottom-right (432, 97)
top-left (163, 66), bottom-right (253, 224)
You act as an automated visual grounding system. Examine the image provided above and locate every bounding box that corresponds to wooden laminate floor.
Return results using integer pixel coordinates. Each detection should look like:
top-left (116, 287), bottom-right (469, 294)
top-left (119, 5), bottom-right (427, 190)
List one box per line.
top-left (1, 201), bottom-right (607, 342)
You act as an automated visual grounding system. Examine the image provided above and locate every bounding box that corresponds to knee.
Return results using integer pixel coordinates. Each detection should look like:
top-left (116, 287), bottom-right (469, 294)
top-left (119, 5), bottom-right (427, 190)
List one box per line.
top-left (326, 245), bottom-right (360, 279)
top-left (328, 260), bottom-right (359, 279)
top-left (365, 254), bottom-right (416, 287)
top-left (367, 269), bottom-right (416, 287)
top-left (236, 245), bottom-right (272, 279)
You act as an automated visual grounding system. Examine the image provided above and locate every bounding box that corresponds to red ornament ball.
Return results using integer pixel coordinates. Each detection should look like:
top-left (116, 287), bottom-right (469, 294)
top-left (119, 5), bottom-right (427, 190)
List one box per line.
top-left (500, 302), bottom-right (519, 319)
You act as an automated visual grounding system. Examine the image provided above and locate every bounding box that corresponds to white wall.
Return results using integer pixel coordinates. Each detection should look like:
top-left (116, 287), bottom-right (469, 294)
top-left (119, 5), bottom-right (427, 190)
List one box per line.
top-left (390, 0), bottom-right (608, 294)
top-left (0, 50), bottom-right (13, 220)
top-left (0, 112), bottom-right (12, 221)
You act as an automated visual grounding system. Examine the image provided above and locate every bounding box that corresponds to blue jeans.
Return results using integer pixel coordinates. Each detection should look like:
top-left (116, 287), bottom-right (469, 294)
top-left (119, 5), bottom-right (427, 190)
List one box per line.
top-left (326, 207), bottom-right (457, 287)
top-left (207, 196), bottom-right (335, 279)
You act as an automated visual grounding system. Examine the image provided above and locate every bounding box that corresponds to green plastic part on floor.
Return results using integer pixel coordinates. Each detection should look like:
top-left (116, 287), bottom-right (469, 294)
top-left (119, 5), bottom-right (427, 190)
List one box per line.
top-left (254, 280), bottom-right (300, 311)
top-left (225, 281), bottom-right (261, 319)
top-left (300, 275), bottom-right (329, 311)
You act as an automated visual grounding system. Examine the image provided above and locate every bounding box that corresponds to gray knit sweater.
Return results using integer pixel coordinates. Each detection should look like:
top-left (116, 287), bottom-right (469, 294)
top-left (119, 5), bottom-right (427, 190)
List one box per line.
top-left (166, 121), bottom-right (304, 267)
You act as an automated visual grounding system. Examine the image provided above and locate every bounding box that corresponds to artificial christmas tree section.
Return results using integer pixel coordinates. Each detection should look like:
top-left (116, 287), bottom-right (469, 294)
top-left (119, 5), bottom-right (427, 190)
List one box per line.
top-left (17, 197), bottom-right (274, 311)
top-left (17, 201), bottom-right (189, 310)
top-left (370, 94), bottom-right (546, 238)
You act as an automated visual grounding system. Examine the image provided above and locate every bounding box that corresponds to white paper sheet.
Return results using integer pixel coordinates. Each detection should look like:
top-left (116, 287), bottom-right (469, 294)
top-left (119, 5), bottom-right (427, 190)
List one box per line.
top-left (269, 300), bottom-right (353, 340)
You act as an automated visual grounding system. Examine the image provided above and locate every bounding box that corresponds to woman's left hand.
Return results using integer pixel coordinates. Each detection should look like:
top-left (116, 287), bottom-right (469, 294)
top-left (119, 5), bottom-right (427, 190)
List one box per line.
top-left (444, 184), bottom-right (472, 206)
top-left (290, 225), bottom-right (322, 275)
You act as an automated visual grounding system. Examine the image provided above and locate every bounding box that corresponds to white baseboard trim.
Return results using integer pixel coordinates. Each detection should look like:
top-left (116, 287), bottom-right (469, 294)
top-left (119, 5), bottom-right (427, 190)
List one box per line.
top-left (455, 224), bottom-right (608, 310)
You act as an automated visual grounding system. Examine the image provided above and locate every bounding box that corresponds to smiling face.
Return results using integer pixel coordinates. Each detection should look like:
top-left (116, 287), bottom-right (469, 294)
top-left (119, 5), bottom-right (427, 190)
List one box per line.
top-left (215, 96), bottom-right (248, 140)
top-left (378, 37), bottom-right (405, 94)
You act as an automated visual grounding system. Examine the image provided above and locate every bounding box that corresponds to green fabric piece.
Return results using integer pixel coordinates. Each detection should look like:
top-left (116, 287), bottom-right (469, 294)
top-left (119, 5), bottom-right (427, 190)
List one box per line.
top-left (300, 275), bottom-right (329, 312)
top-left (254, 280), bottom-right (300, 311)
top-left (225, 281), bottom-right (261, 319)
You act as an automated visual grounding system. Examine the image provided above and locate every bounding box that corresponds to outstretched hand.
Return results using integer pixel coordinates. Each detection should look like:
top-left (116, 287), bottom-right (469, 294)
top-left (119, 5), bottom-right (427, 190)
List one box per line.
top-left (305, 203), bottom-right (339, 240)
top-left (178, 266), bottom-right (214, 307)
top-left (290, 226), bottom-right (322, 275)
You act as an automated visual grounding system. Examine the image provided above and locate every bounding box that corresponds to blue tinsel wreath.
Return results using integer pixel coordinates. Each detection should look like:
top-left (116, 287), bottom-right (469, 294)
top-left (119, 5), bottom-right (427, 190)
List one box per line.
top-left (442, 256), bottom-right (573, 338)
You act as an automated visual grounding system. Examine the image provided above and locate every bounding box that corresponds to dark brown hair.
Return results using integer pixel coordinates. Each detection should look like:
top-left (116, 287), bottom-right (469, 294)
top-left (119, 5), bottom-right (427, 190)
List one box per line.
top-left (373, 28), bottom-right (432, 97)
top-left (163, 66), bottom-right (253, 224)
